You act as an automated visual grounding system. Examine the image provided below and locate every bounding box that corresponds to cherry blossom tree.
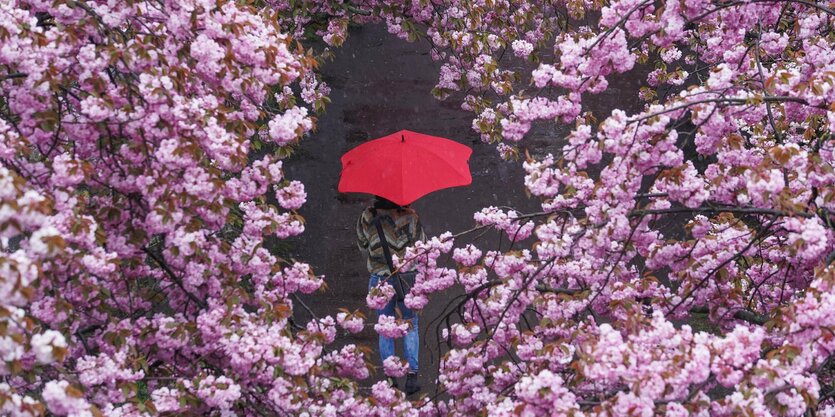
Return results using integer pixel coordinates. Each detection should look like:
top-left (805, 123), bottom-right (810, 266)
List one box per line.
top-left (0, 1), bottom-right (376, 416)
top-left (377, 0), bottom-right (835, 416)
top-left (2, 0), bottom-right (835, 416)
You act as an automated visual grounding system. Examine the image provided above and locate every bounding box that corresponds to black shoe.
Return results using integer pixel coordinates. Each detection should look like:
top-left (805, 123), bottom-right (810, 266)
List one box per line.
top-left (404, 372), bottom-right (420, 395)
top-left (387, 377), bottom-right (399, 390)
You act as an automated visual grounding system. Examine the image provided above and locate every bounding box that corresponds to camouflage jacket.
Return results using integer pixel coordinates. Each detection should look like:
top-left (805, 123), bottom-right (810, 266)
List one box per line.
top-left (356, 206), bottom-right (426, 276)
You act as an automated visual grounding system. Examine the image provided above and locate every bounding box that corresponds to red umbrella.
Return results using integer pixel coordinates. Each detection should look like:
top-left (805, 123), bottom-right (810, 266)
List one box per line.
top-left (338, 129), bottom-right (472, 206)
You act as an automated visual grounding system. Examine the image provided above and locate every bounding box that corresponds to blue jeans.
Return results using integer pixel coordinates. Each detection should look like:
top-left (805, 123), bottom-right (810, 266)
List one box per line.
top-left (369, 274), bottom-right (419, 373)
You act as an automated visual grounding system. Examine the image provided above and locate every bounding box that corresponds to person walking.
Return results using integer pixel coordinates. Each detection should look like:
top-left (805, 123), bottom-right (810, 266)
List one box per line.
top-left (341, 131), bottom-right (471, 395)
top-left (357, 196), bottom-right (426, 395)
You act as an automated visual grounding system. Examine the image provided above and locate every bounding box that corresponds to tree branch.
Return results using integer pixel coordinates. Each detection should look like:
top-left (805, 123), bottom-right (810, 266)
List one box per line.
top-left (2, 73), bottom-right (27, 81)
top-left (142, 247), bottom-right (207, 309)
top-left (733, 309), bottom-right (768, 325)
top-left (535, 286), bottom-right (582, 295)
top-left (346, 5), bottom-right (371, 16)
top-left (630, 206), bottom-right (813, 219)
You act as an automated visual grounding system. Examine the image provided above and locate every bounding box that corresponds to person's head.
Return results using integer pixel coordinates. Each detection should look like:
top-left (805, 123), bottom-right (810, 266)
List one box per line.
top-left (373, 195), bottom-right (407, 210)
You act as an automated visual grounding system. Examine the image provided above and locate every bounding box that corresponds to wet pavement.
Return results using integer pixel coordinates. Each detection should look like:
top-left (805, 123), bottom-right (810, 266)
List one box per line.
top-left (283, 23), bottom-right (649, 397)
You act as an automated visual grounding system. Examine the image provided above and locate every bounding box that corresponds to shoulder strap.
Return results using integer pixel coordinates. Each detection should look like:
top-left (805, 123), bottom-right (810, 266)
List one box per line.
top-left (372, 215), bottom-right (397, 275)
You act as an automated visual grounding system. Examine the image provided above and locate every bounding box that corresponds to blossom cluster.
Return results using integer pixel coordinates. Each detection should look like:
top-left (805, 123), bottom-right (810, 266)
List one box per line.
top-left (0, 0), bottom-right (380, 415)
top-left (3, 0), bottom-right (835, 415)
top-left (365, 0), bottom-right (835, 415)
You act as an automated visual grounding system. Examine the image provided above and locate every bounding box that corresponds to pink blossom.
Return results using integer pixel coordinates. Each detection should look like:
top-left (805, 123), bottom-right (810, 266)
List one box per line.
top-left (453, 244), bottom-right (482, 266)
top-left (192, 375), bottom-right (241, 410)
top-left (745, 168), bottom-right (785, 207)
top-left (661, 47), bottom-right (682, 63)
top-left (371, 380), bottom-right (401, 406)
top-left (442, 323), bottom-right (480, 347)
top-left (29, 330), bottom-right (66, 364)
top-left (404, 292), bottom-right (429, 310)
top-left (336, 311), bottom-right (365, 334)
top-left (511, 40), bottom-right (534, 58)
top-left (367, 282), bottom-right (395, 310)
top-left (50, 154), bottom-right (85, 187)
top-left (383, 356), bottom-right (409, 377)
top-left (275, 180), bottom-right (307, 210)
top-left (151, 387), bottom-right (182, 413)
top-left (41, 381), bottom-right (92, 416)
top-left (267, 106), bottom-right (313, 146)
top-left (374, 315), bottom-right (410, 339)
top-left (322, 344), bottom-right (370, 380)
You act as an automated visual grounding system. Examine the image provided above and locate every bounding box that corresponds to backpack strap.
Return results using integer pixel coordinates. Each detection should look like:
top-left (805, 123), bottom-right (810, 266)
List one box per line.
top-left (372, 214), bottom-right (397, 276)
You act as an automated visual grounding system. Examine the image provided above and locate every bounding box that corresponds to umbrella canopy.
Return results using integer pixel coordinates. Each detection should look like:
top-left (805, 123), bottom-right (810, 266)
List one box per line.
top-left (338, 129), bottom-right (472, 206)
